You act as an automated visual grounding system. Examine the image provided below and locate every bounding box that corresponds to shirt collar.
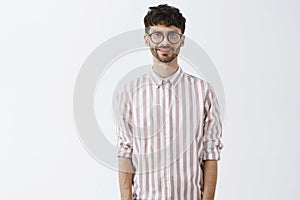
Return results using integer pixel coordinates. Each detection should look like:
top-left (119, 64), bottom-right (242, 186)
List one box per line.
top-left (149, 65), bottom-right (184, 87)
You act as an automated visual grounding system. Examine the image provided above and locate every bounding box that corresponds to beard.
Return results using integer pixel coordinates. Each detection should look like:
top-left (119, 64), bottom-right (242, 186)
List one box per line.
top-left (150, 45), bottom-right (181, 63)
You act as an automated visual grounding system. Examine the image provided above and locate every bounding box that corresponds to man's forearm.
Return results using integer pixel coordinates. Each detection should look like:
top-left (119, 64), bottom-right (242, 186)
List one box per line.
top-left (119, 171), bottom-right (133, 200)
top-left (118, 157), bottom-right (134, 200)
top-left (202, 160), bottom-right (218, 200)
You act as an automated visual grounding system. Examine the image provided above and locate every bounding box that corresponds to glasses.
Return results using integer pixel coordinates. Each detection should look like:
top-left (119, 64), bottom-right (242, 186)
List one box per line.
top-left (146, 31), bottom-right (183, 44)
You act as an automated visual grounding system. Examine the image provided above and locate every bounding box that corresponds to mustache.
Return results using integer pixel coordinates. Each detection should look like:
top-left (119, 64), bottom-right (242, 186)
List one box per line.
top-left (155, 45), bottom-right (174, 51)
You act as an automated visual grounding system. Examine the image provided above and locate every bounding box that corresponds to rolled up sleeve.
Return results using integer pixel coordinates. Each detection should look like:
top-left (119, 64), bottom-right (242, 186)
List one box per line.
top-left (113, 85), bottom-right (133, 158)
top-left (202, 83), bottom-right (224, 161)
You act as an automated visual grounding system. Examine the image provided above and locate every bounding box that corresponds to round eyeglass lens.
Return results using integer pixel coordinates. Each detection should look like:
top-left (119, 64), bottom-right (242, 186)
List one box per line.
top-left (168, 32), bottom-right (181, 43)
top-left (151, 32), bottom-right (163, 43)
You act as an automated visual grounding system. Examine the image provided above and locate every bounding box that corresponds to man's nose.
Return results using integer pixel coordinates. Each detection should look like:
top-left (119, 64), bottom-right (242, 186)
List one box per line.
top-left (160, 34), bottom-right (170, 46)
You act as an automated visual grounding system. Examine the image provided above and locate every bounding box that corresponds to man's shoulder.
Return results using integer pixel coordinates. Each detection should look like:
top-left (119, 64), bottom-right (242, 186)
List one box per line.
top-left (182, 70), bottom-right (211, 88)
top-left (124, 72), bottom-right (149, 87)
top-left (116, 73), bottom-right (150, 95)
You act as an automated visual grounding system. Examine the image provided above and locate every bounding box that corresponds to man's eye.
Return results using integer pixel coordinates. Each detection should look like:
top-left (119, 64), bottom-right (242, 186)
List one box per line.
top-left (169, 33), bottom-right (177, 38)
top-left (152, 33), bottom-right (162, 38)
top-left (169, 32), bottom-right (179, 37)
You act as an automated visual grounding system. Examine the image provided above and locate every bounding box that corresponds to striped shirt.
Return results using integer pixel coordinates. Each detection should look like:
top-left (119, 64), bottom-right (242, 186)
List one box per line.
top-left (114, 65), bottom-right (223, 200)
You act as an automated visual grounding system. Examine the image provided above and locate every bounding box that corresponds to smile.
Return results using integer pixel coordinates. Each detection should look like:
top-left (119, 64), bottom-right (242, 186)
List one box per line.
top-left (157, 48), bottom-right (172, 54)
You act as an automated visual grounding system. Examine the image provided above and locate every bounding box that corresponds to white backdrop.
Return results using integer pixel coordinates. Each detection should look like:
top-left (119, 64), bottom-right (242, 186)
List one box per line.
top-left (1, 0), bottom-right (299, 199)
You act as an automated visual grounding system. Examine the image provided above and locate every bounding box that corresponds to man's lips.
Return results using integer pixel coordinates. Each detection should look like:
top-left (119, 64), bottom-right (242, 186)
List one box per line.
top-left (157, 48), bottom-right (172, 54)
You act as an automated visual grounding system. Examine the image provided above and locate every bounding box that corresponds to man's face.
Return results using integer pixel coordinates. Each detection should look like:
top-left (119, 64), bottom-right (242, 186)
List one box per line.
top-left (144, 24), bottom-right (185, 63)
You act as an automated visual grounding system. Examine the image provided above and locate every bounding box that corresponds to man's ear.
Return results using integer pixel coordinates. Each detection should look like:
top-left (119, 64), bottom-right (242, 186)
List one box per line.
top-left (144, 35), bottom-right (150, 46)
top-left (180, 35), bottom-right (185, 47)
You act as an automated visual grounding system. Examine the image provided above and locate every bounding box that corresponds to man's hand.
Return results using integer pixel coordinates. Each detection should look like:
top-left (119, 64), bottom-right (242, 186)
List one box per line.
top-left (202, 160), bottom-right (218, 200)
top-left (118, 157), bottom-right (134, 200)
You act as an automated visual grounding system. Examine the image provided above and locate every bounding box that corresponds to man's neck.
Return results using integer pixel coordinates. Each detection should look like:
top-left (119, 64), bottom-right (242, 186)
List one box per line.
top-left (152, 58), bottom-right (179, 78)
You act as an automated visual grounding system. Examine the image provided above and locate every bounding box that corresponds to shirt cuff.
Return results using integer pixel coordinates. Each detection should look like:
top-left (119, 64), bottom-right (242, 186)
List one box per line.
top-left (116, 144), bottom-right (133, 158)
top-left (202, 140), bottom-right (224, 160)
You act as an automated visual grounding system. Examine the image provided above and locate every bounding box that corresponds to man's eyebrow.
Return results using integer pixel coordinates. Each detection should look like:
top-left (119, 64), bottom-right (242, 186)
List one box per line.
top-left (148, 29), bottom-right (162, 33)
top-left (149, 30), bottom-right (180, 34)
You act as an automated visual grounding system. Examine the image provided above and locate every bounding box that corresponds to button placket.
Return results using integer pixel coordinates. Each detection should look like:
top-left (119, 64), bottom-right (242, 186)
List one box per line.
top-left (164, 80), bottom-right (171, 199)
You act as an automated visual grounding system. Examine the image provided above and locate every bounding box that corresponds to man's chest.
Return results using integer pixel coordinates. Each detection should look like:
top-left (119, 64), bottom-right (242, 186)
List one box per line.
top-left (129, 85), bottom-right (205, 155)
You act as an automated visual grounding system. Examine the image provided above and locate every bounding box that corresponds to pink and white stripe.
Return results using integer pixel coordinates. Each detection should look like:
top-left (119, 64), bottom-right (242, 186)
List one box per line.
top-left (114, 66), bottom-right (223, 200)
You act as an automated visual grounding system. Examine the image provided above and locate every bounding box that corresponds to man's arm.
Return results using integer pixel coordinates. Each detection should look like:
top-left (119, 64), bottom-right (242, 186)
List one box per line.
top-left (114, 85), bottom-right (134, 199)
top-left (202, 160), bottom-right (218, 200)
top-left (201, 83), bottom-right (223, 200)
top-left (118, 157), bottom-right (134, 200)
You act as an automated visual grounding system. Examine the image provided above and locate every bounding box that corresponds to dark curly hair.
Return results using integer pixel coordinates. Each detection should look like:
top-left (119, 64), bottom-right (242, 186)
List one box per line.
top-left (144, 4), bottom-right (186, 34)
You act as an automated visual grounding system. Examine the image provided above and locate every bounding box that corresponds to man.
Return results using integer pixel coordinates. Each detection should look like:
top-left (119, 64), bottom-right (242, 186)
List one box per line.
top-left (114, 4), bottom-right (223, 200)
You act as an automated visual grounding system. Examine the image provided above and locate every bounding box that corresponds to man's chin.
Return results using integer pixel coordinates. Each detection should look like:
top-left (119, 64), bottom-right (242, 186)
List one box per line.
top-left (157, 57), bottom-right (172, 63)
top-left (157, 55), bottom-right (176, 63)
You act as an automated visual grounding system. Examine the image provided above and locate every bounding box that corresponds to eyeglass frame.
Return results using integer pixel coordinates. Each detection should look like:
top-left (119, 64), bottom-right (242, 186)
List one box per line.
top-left (146, 31), bottom-right (184, 44)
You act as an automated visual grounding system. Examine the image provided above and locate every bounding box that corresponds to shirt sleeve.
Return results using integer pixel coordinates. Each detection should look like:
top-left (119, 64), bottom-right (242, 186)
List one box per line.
top-left (113, 85), bottom-right (133, 158)
top-left (202, 83), bottom-right (224, 161)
